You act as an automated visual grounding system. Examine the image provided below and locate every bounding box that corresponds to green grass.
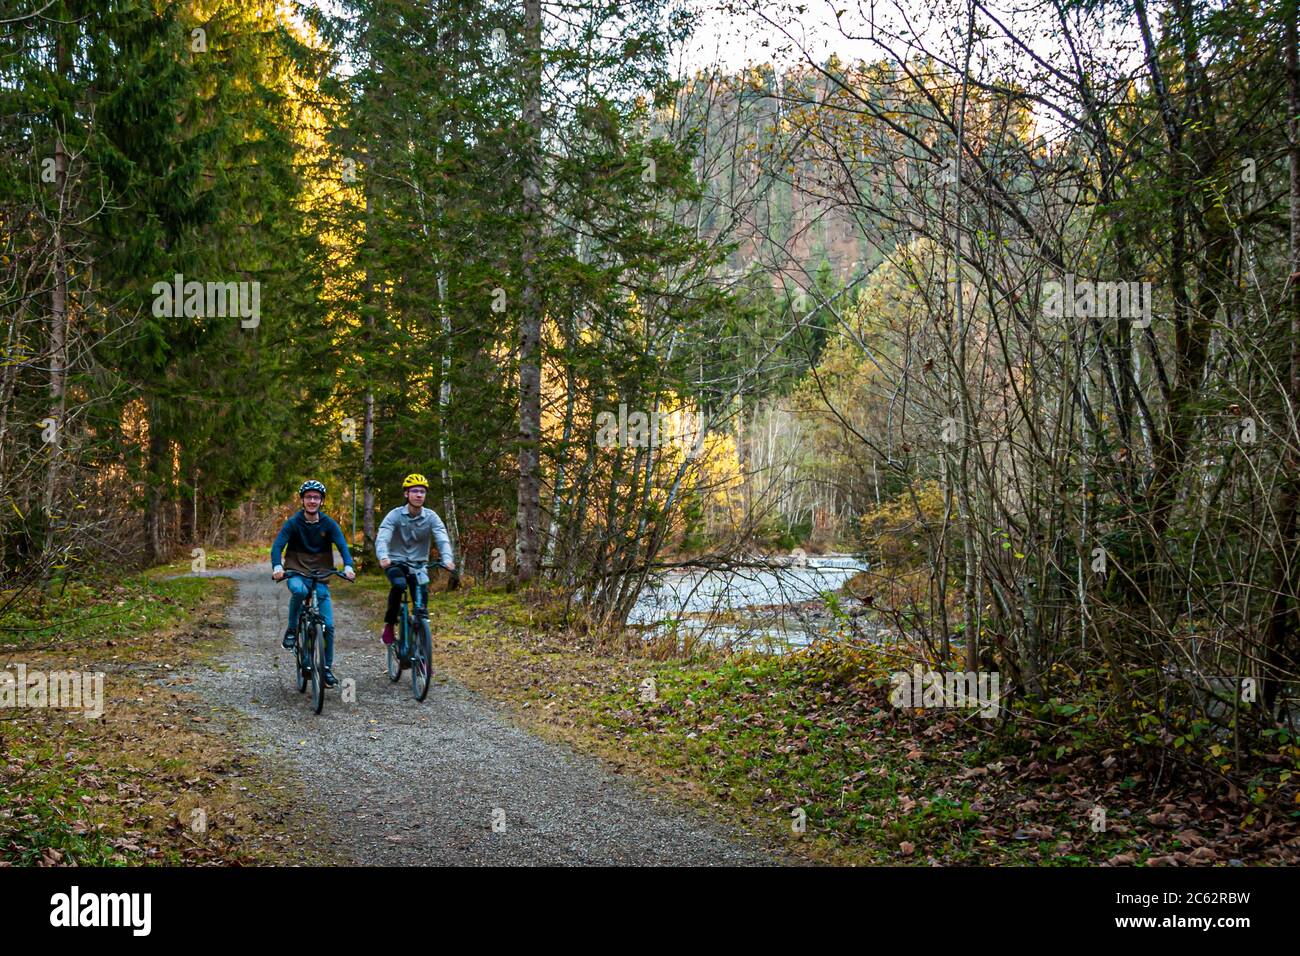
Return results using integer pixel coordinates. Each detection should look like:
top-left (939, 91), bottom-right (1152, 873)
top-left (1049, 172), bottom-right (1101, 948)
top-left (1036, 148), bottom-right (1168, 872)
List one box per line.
top-left (584, 649), bottom-right (941, 862)
top-left (0, 743), bottom-right (135, 865)
top-left (0, 575), bottom-right (214, 649)
top-left (0, 574), bottom-right (230, 864)
top-left (142, 542), bottom-right (268, 579)
top-left (1, 571), bottom-right (338, 866)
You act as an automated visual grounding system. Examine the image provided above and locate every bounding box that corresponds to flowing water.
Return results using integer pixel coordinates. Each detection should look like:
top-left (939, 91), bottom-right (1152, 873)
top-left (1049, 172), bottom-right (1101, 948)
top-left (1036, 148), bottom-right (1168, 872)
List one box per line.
top-left (628, 554), bottom-right (871, 652)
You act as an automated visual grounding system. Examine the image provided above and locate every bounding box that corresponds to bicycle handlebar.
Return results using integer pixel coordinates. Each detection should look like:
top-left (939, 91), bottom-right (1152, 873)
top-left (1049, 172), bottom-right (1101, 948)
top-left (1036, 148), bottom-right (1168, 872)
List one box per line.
top-left (281, 568), bottom-right (350, 581)
top-left (389, 560), bottom-right (459, 589)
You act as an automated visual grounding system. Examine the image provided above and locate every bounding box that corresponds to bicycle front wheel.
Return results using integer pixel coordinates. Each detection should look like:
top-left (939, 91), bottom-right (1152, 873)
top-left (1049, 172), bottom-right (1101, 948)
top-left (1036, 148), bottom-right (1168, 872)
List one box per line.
top-left (387, 606), bottom-right (404, 681)
top-left (411, 616), bottom-right (432, 702)
top-left (295, 621), bottom-right (308, 693)
top-left (310, 621), bottom-right (325, 714)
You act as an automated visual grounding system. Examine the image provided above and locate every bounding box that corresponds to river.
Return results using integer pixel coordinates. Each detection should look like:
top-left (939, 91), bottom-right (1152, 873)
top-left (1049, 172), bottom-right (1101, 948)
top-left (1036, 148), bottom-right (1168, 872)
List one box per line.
top-left (627, 553), bottom-right (872, 652)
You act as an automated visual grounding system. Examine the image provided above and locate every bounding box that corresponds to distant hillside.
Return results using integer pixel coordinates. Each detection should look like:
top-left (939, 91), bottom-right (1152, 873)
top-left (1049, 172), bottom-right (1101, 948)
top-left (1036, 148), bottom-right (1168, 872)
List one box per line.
top-left (659, 61), bottom-right (895, 288)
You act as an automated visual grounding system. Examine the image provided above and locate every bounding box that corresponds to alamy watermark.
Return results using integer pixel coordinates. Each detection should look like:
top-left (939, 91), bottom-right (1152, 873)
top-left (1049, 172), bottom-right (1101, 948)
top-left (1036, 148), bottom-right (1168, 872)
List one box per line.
top-left (1042, 274), bottom-right (1153, 328)
top-left (151, 273), bottom-right (260, 328)
top-left (49, 886), bottom-right (150, 936)
top-left (1, 663), bottom-right (104, 719)
top-left (889, 665), bottom-right (1000, 718)
top-left (595, 402), bottom-right (705, 458)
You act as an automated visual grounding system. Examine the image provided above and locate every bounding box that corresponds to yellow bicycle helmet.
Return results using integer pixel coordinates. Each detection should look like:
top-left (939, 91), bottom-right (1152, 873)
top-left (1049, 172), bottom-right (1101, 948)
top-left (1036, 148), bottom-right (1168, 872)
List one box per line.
top-left (402, 473), bottom-right (429, 490)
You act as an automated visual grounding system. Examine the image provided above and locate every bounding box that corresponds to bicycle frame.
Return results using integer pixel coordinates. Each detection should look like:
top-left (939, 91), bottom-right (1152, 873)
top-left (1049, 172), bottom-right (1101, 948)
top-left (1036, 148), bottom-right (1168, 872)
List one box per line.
top-left (285, 569), bottom-right (344, 629)
top-left (390, 562), bottom-right (432, 635)
top-left (283, 569), bottom-right (346, 714)
top-left (386, 561), bottom-right (453, 702)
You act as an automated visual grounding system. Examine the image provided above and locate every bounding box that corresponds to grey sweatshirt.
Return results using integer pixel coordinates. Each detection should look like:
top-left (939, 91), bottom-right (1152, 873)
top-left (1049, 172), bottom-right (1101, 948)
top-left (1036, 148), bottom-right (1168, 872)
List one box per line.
top-left (375, 505), bottom-right (454, 568)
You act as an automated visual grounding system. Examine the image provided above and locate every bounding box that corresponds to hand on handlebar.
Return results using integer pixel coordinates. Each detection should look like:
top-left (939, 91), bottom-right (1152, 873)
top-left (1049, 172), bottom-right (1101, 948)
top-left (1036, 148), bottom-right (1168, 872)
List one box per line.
top-left (272, 568), bottom-right (284, 581)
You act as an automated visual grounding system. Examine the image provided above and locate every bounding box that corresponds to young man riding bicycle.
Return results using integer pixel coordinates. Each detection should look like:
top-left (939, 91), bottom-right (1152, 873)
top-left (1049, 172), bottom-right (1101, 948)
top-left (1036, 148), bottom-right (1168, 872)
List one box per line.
top-left (376, 473), bottom-right (456, 645)
top-left (271, 480), bottom-right (356, 688)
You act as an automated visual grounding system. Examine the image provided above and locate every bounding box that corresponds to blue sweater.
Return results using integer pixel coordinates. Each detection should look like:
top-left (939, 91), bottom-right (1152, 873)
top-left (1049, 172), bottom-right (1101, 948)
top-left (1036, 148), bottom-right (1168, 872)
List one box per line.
top-left (271, 510), bottom-right (355, 574)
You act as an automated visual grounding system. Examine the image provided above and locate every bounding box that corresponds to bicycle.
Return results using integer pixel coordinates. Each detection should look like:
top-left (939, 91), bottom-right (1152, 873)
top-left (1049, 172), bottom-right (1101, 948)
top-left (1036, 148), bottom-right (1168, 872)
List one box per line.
top-left (283, 568), bottom-right (348, 714)
top-left (385, 561), bottom-right (458, 702)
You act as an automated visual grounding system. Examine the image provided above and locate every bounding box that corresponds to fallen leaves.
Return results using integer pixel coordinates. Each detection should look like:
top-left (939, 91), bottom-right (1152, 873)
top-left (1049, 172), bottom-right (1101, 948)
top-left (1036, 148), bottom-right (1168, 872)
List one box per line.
top-left (399, 587), bottom-right (1300, 867)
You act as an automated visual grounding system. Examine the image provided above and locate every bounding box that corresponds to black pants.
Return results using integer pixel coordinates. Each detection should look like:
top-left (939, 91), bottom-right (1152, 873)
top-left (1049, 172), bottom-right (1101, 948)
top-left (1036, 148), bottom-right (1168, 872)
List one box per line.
top-left (384, 566), bottom-right (428, 625)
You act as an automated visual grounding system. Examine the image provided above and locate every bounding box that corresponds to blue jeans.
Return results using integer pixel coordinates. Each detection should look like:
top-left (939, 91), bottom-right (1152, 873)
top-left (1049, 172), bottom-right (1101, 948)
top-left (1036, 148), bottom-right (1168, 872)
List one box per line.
top-left (286, 577), bottom-right (334, 667)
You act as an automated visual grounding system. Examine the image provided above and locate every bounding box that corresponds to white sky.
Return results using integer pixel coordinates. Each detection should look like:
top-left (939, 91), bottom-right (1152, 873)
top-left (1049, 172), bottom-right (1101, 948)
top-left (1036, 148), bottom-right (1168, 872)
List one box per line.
top-left (680, 0), bottom-right (1141, 73)
top-left (676, 0), bottom-right (1145, 141)
top-left (298, 0), bottom-right (1140, 71)
top-left (294, 0), bottom-right (1144, 135)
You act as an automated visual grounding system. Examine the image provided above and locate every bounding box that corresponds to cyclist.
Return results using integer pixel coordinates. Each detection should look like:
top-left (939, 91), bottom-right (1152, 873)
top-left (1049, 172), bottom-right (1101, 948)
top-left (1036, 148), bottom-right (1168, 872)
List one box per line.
top-left (376, 473), bottom-right (456, 645)
top-left (271, 480), bottom-right (356, 687)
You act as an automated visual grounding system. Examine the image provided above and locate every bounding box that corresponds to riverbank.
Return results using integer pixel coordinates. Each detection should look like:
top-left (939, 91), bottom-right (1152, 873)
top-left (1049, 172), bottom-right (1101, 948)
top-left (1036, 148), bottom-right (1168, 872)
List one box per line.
top-left (389, 581), bottom-right (1300, 866)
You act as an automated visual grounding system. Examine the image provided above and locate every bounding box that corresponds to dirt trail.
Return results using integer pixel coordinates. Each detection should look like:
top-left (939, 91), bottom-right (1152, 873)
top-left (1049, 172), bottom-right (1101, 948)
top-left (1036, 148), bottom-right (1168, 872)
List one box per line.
top-left (181, 566), bottom-right (782, 865)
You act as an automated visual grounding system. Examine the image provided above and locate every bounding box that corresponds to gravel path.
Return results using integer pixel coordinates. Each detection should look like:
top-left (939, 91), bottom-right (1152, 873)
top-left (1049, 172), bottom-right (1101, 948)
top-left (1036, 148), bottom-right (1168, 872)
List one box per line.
top-left (184, 565), bottom-right (781, 866)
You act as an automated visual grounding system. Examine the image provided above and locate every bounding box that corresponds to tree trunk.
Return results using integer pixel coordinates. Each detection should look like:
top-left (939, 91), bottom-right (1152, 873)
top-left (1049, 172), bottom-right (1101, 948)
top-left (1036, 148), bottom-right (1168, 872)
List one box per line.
top-left (1265, 0), bottom-right (1300, 713)
top-left (146, 402), bottom-right (166, 564)
top-left (545, 315), bottom-right (577, 565)
top-left (43, 43), bottom-right (70, 543)
top-left (954, 0), bottom-right (979, 674)
top-left (363, 391), bottom-right (376, 552)
top-left (515, 0), bottom-right (543, 583)
top-left (362, 176), bottom-right (378, 556)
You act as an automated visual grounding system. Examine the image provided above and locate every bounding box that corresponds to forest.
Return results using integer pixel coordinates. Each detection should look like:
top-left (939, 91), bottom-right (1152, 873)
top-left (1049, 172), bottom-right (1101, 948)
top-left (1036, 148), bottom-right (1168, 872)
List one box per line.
top-left (2, 0), bottom-right (1299, 871)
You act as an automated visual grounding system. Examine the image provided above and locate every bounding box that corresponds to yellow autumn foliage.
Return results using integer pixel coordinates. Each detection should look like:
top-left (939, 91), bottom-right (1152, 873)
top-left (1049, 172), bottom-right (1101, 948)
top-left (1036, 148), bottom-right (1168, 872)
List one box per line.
top-left (857, 480), bottom-right (949, 570)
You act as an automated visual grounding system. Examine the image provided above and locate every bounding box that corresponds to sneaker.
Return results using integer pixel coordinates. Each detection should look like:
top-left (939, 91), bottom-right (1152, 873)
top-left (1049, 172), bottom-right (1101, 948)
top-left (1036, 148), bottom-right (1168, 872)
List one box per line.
top-left (322, 667), bottom-right (338, 688)
top-left (381, 623), bottom-right (395, 645)
top-left (282, 629), bottom-right (295, 649)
